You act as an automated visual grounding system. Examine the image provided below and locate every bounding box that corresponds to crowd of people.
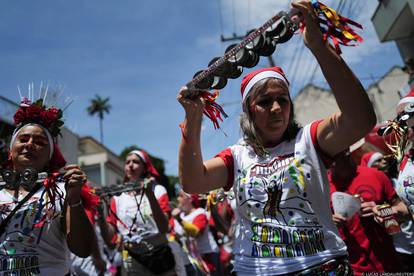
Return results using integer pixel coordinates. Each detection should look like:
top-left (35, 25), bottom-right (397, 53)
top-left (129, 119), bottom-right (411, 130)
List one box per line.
top-left (1, 0), bottom-right (414, 275)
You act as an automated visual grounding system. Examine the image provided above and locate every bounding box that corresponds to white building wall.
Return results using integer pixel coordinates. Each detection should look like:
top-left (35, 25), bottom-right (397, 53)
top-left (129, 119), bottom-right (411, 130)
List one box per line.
top-left (293, 67), bottom-right (408, 126)
top-left (78, 137), bottom-right (124, 187)
top-left (57, 127), bottom-right (79, 165)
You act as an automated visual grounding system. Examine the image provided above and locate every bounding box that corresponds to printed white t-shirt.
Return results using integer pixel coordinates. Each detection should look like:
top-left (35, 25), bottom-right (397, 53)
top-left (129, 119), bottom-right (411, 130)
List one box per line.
top-left (394, 156), bottom-right (414, 254)
top-left (216, 122), bottom-right (347, 275)
top-left (0, 182), bottom-right (70, 276)
top-left (108, 184), bottom-right (170, 242)
top-left (397, 155), bottom-right (414, 216)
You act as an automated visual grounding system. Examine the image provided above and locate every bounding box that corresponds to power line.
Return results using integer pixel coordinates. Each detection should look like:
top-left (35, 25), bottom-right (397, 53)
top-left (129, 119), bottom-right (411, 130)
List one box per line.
top-left (231, 0), bottom-right (236, 35)
top-left (247, 0), bottom-right (251, 30)
top-left (217, 0), bottom-right (224, 36)
top-left (301, 0), bottom-right (346, 87)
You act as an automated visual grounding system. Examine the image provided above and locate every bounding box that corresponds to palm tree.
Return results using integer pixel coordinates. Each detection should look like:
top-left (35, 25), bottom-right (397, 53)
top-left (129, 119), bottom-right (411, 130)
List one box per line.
top-left (87, 95), bottom-right (111, 144)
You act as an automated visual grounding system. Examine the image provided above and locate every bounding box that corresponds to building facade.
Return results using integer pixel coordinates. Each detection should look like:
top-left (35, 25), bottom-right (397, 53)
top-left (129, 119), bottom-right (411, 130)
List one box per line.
top-left (78, 136), bottom-right (124, 187)
top-left (293, 66), bottom-right (408, 126)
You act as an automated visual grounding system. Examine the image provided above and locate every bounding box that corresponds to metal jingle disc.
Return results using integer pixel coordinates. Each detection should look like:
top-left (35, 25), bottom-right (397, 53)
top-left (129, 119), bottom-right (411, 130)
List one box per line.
top-left (208, 57), bottom-right (233, 78)
top-left (265, 16), bottom-right (287, 38)
top-left (225, 44), bottom-right (248, 65)
top-left (243, 51), bottom-right (260, 68)
top-left (210, 76), bottom-right (228, 90)
top-left (269, 16), bottom-right (295, 44)
top-left (245, 29), bottom-right (265, 51)
top-left (1, 169), bottom-right (18, 187)
top-left (193, 70), bottom-right (214, 90)
top-left (227, 65), bottom-right (243, 79)
top-left (256, 37), bottom-right (276, 57)
top-left (21, 168), bottom-right (38, 185)
top-left (274, 28), bottom-right (294, 44)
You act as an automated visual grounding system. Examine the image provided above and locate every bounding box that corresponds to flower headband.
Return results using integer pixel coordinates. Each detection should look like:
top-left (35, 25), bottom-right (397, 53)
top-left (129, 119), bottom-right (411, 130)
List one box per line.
top-left (13, 97), bottom-right (64, 138)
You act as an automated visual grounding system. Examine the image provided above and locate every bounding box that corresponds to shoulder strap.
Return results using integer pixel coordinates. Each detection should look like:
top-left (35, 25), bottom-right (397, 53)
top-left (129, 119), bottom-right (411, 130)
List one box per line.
top-left (0, 182), bottom-right (42, 236)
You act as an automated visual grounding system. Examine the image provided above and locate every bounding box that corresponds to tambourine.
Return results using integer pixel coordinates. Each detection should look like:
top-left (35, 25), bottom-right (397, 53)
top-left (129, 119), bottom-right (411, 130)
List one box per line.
top-left (0, 168), bottom-right (53, 190)
top-left (91, 179), bottom-right (150, 197)
top-left (181, 1), bottom-right (363, 129)
top-left (185, 9), bottom-right (299, 94)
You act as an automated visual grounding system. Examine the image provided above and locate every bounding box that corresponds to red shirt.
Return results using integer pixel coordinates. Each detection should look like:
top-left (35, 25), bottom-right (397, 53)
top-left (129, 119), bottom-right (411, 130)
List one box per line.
top-left (329, 166), bottom-right (400, 275)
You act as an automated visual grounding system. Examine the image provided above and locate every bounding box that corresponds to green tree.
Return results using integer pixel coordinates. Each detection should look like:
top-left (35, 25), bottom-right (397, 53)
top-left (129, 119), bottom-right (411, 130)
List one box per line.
top-left (87, 95), bottom-right (111, 144)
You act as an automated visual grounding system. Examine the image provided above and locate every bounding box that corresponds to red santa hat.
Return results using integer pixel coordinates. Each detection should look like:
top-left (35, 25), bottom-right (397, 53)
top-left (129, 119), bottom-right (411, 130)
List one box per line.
top-left (190, 194), bottom-right (201, 208)
top-left (397, 86), bottom-right (414, 111)
top-left (240, 67), bottom-right (289, 102)
top-left (129, 149), bottom-right (160, 178)
top-left (360, 151), bottom-right (383, 168)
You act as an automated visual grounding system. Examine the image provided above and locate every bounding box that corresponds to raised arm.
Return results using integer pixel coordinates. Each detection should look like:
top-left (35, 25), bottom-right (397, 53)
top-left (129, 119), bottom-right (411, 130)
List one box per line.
top-left (293, 1), bottom-right (376, 157)
top-left (177, 91), bottom-right (228, 194)
top-left (63, 165), bottom-right (95, 257)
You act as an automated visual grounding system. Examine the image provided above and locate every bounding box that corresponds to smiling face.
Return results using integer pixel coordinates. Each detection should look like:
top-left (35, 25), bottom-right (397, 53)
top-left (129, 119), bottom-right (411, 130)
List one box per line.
top-left (124, 153), bottom-right (146, 182)
top-left (11, 124), bottom-right (51, 173)
top-left (249, 79), bottom-right (291, 147)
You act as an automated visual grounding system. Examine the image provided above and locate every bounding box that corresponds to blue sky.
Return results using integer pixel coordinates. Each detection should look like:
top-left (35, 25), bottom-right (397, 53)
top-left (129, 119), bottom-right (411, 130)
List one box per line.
top-left (0, 0), bottom-right (404, 176)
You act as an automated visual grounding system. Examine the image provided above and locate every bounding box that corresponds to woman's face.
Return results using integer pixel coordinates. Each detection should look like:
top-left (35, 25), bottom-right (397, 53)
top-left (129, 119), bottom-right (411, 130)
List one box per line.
top-left (177, 191), bottom-right (191, 213)
top-left (124, 154), bottom-right (146, 182)
top-left (371, 158), bottom-right (387, 171)
top-left (11, 125), bottom-right (50, 173)
top-left (249, 80), bottom-right (291, 146)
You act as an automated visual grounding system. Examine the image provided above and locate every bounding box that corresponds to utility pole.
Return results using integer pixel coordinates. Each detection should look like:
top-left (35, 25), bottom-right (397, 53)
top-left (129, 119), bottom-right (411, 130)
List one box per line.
top-left (221, 34), bottom-right (275, 67)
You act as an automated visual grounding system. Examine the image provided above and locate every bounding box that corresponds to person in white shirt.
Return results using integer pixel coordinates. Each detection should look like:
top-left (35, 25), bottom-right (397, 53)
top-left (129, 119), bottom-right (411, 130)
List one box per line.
top-left (98, 149), bottom-right (175, 276)
top-left (172, 191), bottom-right (221, 276)
top-left (0, 98), bottom-right (95, 275)
top-left (176, 1), bottom-right (376, 275)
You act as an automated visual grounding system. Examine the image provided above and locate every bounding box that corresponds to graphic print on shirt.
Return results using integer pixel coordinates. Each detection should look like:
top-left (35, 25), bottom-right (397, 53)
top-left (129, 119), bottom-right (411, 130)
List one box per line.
top-left (0, 193), bottom-right (62, 274)
top-left (236, 154), bottom-right (326, 258)
top-left (120, 195), bottom-right (154, 240)
top-left (399, 159), bottom-right (414, 214)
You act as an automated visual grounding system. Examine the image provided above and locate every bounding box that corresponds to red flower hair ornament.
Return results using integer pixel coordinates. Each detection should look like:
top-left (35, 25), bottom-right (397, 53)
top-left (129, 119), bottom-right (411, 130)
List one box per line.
top-left (13, 97), bottom-right (64, 138)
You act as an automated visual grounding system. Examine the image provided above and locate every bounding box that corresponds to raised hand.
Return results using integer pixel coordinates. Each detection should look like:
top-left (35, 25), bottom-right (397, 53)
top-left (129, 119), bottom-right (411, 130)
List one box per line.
top-left (63, 164), bottom-right (87, 203)
top-left (291, 0), bottom-right (325, 50)
top-left (177, 86), bottom-right (205, 118)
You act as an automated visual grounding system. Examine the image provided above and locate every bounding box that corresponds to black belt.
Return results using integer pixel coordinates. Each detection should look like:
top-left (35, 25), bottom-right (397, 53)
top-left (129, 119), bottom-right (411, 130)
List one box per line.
top-left (284, 256), bottom-right (353, 276)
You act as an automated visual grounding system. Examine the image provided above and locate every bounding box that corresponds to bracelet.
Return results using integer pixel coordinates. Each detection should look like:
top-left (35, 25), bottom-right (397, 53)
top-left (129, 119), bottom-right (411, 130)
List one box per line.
top-left (69, 201), bottom-right (83, 208)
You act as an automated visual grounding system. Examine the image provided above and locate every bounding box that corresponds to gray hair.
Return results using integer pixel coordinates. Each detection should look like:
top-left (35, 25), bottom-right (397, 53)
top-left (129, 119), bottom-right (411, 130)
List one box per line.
top-left (239, 78), bottom-right (300, 156)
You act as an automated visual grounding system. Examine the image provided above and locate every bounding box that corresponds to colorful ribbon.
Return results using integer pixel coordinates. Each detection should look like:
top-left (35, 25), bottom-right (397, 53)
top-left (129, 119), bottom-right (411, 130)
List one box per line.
top-left (200, 90), bottom-right (228, 129)
top-left (312, 1), bottom-right (363, 55)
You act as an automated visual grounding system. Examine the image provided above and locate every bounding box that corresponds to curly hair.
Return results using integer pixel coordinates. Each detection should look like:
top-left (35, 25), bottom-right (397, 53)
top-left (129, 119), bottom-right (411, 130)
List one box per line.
top-left (239, 78), bottom-right (301, 156)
